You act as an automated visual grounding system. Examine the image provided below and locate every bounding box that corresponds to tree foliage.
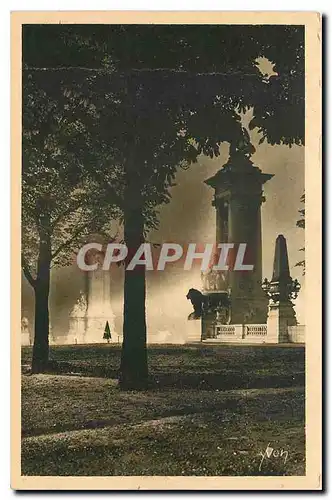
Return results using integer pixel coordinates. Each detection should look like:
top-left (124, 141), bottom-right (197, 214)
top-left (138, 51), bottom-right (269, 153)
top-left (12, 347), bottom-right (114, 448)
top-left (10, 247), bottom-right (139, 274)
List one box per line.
top-left (22, 72), bottom-right (121, 282)
top-left (23, 24), bottom-right (304, 224)
top-left (295, 193), bottom-right (305, 275)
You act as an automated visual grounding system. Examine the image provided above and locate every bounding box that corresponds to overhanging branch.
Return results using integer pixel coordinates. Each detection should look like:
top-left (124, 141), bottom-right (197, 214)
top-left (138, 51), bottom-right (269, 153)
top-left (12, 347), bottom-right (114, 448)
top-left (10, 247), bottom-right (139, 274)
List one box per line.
top-left (21, 256), bottom-right (36, 289)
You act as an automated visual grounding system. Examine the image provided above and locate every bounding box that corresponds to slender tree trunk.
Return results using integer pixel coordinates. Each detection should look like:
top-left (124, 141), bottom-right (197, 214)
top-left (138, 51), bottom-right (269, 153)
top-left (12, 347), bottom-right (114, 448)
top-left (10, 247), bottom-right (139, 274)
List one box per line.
top-left (119, 193), bottom-right (148, 390)
top-left (32, 282), bottom-right (50, 373)
top-left (31, 215), bottom-right (51, 374)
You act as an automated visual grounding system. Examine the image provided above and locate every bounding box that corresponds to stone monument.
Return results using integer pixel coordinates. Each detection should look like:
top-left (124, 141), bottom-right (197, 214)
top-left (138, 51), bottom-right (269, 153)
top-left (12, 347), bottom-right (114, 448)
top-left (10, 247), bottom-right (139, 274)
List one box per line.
top-left (263, 234), bottom-right (301, 343)
top-left (85, 263), bottom-right (116, 343)
top-left (67, 248), bottom-right (116, 344)
top-left (67, 291), bottom-right (88, 344)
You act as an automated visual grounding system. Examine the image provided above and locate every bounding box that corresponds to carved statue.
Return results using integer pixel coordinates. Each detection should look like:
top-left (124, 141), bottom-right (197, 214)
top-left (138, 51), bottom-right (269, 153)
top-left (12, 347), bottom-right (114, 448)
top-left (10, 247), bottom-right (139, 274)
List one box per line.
top-left (186, 288), bottom-right (231, 322)
top-left (21, 316), bottom-right (29, 332)
top-left (201, 269), bottom-right (227, 292)
top-left (186, 288), bottom-right (205, 319)
top-left (70, 290), bottom-right (87, 318)
top-left (243, 306), bottom-right (257, 324)
top-left (229, 126), bottom-right (256, 159)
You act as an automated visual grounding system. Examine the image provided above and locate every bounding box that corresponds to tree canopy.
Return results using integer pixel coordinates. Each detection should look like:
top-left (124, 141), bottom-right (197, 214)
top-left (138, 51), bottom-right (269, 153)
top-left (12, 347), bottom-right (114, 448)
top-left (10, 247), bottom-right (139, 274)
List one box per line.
top-left (23, 24), bottom-right (304, 146)
top-left (22, 72), bottom-right (121, 282)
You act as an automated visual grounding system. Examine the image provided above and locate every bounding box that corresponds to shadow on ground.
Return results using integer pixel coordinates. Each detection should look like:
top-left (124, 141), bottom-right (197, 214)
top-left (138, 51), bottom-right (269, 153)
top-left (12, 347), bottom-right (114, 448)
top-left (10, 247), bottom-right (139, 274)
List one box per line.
top-left (22, 343), bottom-right (305, 391)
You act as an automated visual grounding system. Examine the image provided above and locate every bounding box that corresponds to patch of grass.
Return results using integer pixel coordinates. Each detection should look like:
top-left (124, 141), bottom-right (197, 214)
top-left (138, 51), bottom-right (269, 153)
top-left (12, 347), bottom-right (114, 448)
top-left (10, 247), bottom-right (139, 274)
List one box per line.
top-left (22, 401), bottom-right (304, 476)
top-left (22, 344), bottom-right (305, 390)
top-left (21, 344), bottom-right (305, 476)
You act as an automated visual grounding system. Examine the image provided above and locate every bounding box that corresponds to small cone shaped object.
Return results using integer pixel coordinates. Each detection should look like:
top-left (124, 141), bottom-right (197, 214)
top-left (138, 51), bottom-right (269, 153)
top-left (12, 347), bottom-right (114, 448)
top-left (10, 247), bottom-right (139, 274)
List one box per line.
top-left (103, 321), bottom-right (112, 343)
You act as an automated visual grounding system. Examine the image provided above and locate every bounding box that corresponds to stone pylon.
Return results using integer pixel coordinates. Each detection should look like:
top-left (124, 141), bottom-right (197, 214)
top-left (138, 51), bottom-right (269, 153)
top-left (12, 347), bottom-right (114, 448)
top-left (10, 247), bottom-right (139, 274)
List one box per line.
top-left (21, 317), bottom-right (31, 346)
top-left (204, 139), bottom-right (273, 325)
top-left (67, 249), bottom-right (117, 344)
top-left (85, 266), bottom-right (116, 343)
top-left (265, 235), bottom-right (299, 343)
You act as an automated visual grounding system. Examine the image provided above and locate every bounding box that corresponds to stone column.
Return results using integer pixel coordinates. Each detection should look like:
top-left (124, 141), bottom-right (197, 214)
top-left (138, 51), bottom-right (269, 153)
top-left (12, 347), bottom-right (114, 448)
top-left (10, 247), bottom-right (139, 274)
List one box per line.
top-left (204, 151), bottom-right (273, 325)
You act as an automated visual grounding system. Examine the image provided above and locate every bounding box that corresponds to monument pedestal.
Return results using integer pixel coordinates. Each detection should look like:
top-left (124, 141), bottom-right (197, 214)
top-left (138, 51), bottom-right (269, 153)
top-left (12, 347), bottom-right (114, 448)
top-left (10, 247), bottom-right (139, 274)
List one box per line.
top-left (21, 317), bottom-right (31, 346)
top-left (186, 319), bottom-right (202, 343)
top-left (229, 295), bottom-right (268, 325)
top-left (21, 331), bottom-right (31, 346)
top-left (85, 314), bottom-right (116, 344)
top-left (68, 316), bottom-right (87, 344)
top-left (266, 301), bottom-right (297, 343)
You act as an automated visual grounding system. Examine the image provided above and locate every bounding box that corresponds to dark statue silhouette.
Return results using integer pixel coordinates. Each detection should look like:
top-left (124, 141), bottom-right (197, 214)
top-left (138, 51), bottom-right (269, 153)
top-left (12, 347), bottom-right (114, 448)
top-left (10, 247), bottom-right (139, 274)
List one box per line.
top-left (186, 288), bottom-right (231, 322)
top-left (186, 288), bottom-right (206, 319)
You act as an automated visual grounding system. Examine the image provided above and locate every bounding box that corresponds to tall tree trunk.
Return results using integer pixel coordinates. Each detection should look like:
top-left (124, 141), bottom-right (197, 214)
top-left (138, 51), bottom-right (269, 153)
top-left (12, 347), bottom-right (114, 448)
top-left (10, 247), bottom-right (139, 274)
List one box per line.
top-left (31, 282), bottom-right (50, 373)
top-left (31, 214), bottom-right (51, 374)
top-left (119, 194), bottom-right (148, 390)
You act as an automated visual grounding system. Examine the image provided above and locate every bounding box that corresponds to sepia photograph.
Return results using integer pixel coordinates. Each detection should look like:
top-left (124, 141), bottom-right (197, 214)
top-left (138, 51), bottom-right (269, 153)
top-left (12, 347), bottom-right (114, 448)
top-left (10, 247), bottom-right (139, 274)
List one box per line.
top-left (11, 11), bottom-right (322, 490)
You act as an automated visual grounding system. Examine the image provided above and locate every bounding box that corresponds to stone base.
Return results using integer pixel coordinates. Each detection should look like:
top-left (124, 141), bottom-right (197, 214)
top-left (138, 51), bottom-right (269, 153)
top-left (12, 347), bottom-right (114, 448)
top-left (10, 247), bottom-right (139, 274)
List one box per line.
top-left (85, 317), bottom-right (116, 344)
top-left (230, 295), bottom-right (268, 325)
top-left (267, 301), bottom-right (297, 343)
top-left (67, 315), bottom-right (117, 344)
top-left (21, 332), bottom-right (31, 346)
top-left (185, 318), bottom-right (202, 343)
top-left (65, 333), bottom-right (80, 345)
top-left (288, 325), bottom-right (305, 343)
top-left (67, 317), bottom-right (86, 344)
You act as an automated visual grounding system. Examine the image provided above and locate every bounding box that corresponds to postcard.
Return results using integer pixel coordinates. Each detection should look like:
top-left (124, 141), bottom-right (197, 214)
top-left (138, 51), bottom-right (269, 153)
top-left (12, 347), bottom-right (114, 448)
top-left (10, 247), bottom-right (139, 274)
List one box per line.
top-left (11, 11), bottom-right (322, 490)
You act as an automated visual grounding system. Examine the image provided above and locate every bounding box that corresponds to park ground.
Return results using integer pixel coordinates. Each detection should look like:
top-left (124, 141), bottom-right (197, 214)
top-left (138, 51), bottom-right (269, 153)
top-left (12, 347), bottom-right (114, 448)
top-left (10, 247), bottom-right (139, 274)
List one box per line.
top-left (21, 343), bottom-right (305, 476)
